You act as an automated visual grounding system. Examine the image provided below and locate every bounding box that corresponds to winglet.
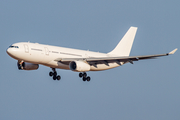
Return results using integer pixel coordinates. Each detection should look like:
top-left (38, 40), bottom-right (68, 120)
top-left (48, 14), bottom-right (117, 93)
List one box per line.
top-left (169, 48), bottom-right (178, 55)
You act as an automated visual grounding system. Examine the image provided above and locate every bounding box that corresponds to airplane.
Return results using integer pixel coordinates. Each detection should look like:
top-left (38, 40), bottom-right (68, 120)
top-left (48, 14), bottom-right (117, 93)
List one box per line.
top-left (6, 27), bottom-right (177, 82)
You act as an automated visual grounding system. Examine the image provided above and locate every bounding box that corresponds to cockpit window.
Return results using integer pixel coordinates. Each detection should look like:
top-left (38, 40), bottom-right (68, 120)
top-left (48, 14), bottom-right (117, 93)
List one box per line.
top-left (9, 46), bottom-right (19, 48)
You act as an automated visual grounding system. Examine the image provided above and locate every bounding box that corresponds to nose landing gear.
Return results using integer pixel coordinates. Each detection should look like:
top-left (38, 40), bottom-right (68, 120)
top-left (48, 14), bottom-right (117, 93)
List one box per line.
top-left (79, 72), bottom-right (91, 82)
top-left (49, 68), bottom-right (61, 80)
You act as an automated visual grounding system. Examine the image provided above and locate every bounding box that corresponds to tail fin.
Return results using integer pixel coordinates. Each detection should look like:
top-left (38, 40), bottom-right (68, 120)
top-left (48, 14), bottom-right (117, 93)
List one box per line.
top-left (108, 27), bottom-right (138, 56)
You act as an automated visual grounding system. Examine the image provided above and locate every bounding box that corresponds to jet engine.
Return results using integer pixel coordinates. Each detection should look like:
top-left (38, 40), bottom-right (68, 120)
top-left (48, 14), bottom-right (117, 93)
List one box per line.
top-left (17, 62), bottom-right (39, 70)
top-left (69, 61), bottom-right (90, 72)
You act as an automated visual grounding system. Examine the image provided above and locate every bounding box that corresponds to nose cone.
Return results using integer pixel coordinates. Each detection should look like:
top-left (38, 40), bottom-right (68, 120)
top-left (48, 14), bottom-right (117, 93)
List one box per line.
top-left (6, 48), bottom-right (16, 58)
top-left (7, 44), bottom-right (21, 60)
top-left (6, 48), bottom-right (11, 55)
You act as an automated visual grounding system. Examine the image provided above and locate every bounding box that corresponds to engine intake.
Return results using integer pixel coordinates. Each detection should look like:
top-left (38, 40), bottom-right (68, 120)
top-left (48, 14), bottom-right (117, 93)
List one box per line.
top-left (69, 61), bottom-right (90, 72)
top-left (17, 62), bottom-right (39, 70)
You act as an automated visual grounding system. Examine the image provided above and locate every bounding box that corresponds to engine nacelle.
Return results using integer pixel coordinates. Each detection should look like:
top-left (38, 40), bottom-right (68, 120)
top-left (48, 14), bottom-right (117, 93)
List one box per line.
top-left (17, 62), bottom-right (39, 70)
top-left (69, 61), bottom-right (90, 72)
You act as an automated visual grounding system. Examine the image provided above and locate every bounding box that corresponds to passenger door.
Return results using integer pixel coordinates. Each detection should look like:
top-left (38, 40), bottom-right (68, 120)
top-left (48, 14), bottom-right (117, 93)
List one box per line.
top-left (24, 44), bottom-right (29, 53)
top-left (44, 47), bottom-right (49, 55)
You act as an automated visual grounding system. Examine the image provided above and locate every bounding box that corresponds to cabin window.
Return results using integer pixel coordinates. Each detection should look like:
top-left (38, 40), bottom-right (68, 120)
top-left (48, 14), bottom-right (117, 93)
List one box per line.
top-left (31, 48), bottom-right (42, 51)
top-left (52, 51), bottom-right (59, 54)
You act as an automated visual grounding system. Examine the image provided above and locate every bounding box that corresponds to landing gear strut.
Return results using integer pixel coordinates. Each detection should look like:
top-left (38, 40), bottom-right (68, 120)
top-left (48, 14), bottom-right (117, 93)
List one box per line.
top-left (49, 68), bottom-right (61, 80)
top-left (79, 72), bottom-right (91, 82)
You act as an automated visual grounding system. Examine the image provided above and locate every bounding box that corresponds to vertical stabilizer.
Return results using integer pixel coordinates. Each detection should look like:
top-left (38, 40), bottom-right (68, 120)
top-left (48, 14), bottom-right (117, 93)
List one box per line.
top-left (108, 27), bottom-right (138, 56)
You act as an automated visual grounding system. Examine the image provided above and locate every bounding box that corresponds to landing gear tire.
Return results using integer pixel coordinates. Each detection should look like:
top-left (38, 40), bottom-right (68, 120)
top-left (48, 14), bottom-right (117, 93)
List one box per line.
top-left (83, 77), bottom-right (87, 81)
top-left (79, 73), bottom-right (83, 78)
top-left (57, 75), bottom-right (61, 80)
top-left (54, 72), bottom-right (57, 76)
top-left (53, 76), bottom-right (56, 80)
top-left (87, 76), bottom-right (90, 82)
top-left (49, 72), bottom-right (53, 76)
top-left (83, 72), bottom-right (87, 78)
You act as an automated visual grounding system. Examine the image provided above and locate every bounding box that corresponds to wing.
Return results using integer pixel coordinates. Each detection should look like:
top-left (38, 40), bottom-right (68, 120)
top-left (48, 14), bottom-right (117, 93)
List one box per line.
top-left (54, 48), bottom-right (177, 65)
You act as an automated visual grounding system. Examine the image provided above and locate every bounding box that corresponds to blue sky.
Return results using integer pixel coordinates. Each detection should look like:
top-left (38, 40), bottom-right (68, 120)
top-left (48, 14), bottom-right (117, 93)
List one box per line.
top-left (0, 0), bottom-right (180, 120)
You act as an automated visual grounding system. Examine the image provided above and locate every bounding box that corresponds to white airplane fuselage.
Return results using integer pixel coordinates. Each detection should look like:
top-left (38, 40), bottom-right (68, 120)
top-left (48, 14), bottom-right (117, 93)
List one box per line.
top-left (7, 27), bottom-right (176, 81)
top-left (7, 42), bottom-right (120, 71)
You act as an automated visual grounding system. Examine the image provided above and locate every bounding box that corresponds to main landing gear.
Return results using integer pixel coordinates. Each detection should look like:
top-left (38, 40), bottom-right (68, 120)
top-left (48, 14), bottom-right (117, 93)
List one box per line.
top-left (49, 69), bottom-right (90, 82)
top-left (79, 72), bottom-right (91, 82)
top-left (49, 68), bottom-right (61, 80)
